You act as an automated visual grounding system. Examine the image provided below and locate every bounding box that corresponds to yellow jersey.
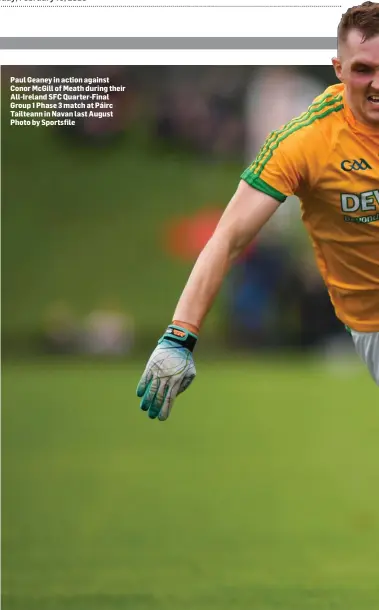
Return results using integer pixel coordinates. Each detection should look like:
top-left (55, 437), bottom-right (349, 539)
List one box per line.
top-left (241, 83), bottom-right (379, 333)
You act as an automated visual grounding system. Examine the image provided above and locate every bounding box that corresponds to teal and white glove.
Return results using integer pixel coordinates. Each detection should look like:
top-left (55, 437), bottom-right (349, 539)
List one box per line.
top-left (136, 324), bottom-right (197, 421)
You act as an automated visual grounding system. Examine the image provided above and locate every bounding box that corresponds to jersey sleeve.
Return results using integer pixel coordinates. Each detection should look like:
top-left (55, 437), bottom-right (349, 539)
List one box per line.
top-left (241, 121), bottom-right (317, 203)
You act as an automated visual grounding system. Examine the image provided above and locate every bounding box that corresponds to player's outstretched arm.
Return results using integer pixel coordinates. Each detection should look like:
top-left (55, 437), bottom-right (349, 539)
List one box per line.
top-left (136, 181), bottom-right (281, 421)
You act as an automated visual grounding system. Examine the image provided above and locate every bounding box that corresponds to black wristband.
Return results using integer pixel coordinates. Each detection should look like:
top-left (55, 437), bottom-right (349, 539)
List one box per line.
top-left (159, 324), bottom-right (198, 352)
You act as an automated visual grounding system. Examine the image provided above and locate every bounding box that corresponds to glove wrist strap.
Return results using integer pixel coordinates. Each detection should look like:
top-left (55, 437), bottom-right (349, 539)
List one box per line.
top-left (160, 324), bottom-right (198, 352)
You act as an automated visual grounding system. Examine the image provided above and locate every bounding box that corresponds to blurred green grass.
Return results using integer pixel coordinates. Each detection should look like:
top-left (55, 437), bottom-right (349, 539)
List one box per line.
top-left (1, 121), bottom-right (238, 336)
top-left (3, 359), bottom-right (379, 610)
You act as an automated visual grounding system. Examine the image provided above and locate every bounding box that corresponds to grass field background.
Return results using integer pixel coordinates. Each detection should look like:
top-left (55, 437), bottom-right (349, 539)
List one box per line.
top-left (3, 67), bottom-right (379, 609)
top-left (3, 359), bottom-right (379, 610)
top-left (1, 71), bottom-right (308, 342)
top-left (1, 120), bottom-right (236, 338)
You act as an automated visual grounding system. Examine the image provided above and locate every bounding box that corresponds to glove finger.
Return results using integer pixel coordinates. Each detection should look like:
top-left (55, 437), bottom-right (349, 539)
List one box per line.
top-left (139, 379), bottom-right (152, 411)
top-left (136, 368), bottom-right (153, 398)
top-left (177, 372), bottom-right (195, 395)
top-left (142, 377), bottom-right (161, 418)
top-left (148, 379), bottom-right (170, 418)
top-left (140, 377), bottom-right (159, 412)
top-left (158, 379), bottom-right (181, 422)
top-left (147, 377), bottom-right (166, 419)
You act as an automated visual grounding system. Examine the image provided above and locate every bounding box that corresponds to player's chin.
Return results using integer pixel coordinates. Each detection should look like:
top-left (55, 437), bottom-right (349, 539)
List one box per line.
top-left (365, 114), bottom-right (379, 126)
top-left (364, 101), bottom-right (379, 123)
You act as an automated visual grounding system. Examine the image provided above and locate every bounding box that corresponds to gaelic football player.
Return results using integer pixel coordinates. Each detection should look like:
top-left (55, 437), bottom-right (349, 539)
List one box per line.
top-left (137, 1), bottom-right (379, 420)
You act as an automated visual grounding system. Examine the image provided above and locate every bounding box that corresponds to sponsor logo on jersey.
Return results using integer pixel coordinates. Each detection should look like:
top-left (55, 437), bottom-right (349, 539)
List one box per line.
top-left (340, 158), bottom-right (372, 172)
top-left (340, 189), bottom-right (379, 223)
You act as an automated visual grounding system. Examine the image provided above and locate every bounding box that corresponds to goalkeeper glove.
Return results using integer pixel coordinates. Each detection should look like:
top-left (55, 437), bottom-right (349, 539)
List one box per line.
top-left (136, 324), bottom-right (197, 421)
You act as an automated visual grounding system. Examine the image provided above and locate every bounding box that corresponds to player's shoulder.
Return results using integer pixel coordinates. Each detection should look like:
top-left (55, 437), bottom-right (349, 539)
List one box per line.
top-left (266, 83), bottom-right (345, 151)
top-left (307, 83), bottom-right (345, 130)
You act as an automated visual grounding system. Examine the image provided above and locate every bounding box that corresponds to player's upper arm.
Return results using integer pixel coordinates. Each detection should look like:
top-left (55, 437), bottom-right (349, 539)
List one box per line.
top-left (214, 180), bottom-right (282, 258)
top-left (213, 121), bottom-right (321, 259)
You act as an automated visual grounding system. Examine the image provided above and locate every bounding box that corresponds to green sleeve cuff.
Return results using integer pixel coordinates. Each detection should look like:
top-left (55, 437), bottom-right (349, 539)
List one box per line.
top-left (241, 169), bottom-right (287, 203)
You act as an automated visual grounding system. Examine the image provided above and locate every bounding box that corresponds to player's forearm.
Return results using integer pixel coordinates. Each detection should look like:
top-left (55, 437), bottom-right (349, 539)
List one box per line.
top-left (173, 228), bottom-right (243, 331)
top-left (172, 182), bottom-right (280, 332)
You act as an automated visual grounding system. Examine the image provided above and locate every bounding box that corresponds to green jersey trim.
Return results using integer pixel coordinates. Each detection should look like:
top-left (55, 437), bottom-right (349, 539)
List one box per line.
top-left (249, 93), bottom-right (344, 177)
top-left (241, 171), bottom-right (287, 203)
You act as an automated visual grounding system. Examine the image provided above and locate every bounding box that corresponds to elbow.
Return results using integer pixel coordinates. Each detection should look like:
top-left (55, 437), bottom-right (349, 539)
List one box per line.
top-left (209, 226), bottom-right (249, 263)
top-left (229, 237), bottom-right (248, 262)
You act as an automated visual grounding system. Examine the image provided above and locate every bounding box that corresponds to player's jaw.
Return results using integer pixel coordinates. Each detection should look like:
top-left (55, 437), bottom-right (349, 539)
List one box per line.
top-left (359, 86), bottom-right (379, 125)
top-left (345, 68), bottom-right (379, 127)
top-left (366, 90), bottom-right (379, 111)
top-left (343, 79), bottom-right (379, 127)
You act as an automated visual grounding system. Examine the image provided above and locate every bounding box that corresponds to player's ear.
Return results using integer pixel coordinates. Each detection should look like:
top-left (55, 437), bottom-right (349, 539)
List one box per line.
top-left (332, 56), bottom-right (343, 82)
